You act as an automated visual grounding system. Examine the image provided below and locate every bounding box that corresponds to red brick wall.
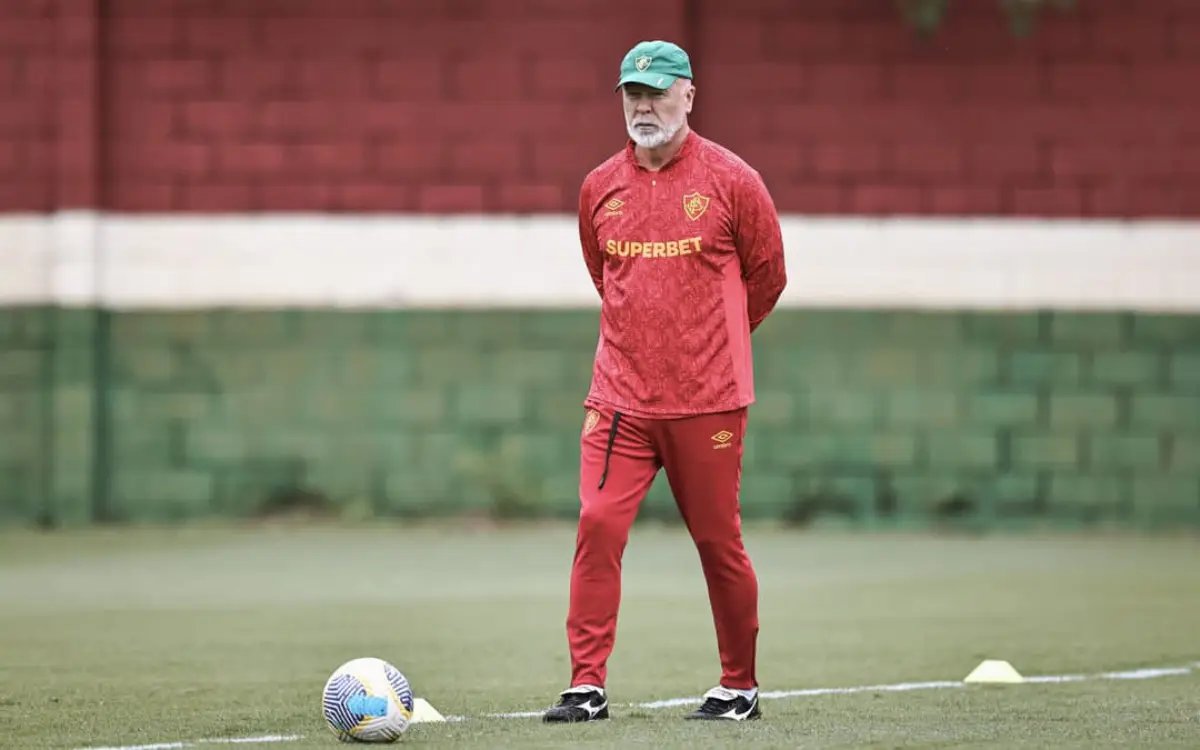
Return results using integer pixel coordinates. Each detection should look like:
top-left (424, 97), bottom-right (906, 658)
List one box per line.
top-left (3, 0), bottom-right (1198, 217)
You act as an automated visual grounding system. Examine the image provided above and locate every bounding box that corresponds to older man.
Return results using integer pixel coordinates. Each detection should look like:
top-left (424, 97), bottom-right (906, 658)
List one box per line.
top-left (542, 40), bottom-right (787, 724)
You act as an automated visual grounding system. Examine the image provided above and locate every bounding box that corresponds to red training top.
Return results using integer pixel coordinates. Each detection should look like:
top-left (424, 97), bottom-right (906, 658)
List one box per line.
top-left (578, 129), bottom-right (788, 419)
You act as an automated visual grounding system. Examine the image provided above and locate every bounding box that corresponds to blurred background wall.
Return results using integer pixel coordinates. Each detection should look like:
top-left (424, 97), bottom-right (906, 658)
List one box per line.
top-left (1, 0), bottom-right (1198, 529)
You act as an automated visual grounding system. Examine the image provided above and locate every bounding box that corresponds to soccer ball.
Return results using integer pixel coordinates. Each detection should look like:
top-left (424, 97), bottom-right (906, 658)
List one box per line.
top-left (322, 657), bottom-right (415, 743)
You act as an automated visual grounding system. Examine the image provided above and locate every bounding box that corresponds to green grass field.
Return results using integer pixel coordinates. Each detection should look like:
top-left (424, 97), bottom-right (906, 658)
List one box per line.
top-left (1, 521), bottom-right (1198, 749)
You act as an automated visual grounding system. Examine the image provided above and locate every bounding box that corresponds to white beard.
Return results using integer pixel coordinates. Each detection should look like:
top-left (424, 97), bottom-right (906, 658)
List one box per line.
top-left (627, 116), bottom-right (682, 149)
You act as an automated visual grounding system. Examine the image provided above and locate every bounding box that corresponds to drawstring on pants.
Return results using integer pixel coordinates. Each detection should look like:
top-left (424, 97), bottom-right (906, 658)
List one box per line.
top-left (596, 411), bottom-right (622, 490)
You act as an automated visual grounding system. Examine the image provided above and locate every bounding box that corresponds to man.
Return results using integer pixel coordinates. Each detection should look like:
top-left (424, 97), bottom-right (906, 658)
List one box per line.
top-left (541, 40), bottom-right (787, 724)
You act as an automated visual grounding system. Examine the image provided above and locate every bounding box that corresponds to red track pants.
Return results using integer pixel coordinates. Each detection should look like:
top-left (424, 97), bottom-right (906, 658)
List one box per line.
top-left (566, 405), bottom-right (759, 690)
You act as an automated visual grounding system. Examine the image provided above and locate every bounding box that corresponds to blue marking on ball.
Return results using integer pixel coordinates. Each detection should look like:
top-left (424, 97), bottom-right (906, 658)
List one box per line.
top-left (346, 695), bottom-right (389, 717)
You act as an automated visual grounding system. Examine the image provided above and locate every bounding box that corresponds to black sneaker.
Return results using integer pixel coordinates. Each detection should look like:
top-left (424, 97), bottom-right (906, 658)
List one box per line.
top-left (542, 685), bottom-right (610, 723)
top-left (684, 686), bottom-right (761, 721)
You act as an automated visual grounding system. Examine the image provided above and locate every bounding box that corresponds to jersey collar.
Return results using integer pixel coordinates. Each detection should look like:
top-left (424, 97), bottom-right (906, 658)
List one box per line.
top-left (625, 129), bottom-right (698, 172)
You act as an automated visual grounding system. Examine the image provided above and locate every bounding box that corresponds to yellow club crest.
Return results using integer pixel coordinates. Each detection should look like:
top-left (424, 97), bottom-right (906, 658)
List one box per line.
top-left (635, 55), bottom-right (653, 72)
top-left (583, 409), bottom-right (601, 435)
top-left (683, 191), bottom-right (710, 221)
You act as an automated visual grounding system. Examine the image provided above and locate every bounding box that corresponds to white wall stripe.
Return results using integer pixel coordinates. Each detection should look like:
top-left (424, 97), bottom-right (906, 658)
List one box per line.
top-left (4, 213), bottom-right (1200, 311)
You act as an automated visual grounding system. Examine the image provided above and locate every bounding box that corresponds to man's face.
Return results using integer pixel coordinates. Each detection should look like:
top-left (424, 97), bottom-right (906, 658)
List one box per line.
top-left (622, 79), bottom-right (694, 149)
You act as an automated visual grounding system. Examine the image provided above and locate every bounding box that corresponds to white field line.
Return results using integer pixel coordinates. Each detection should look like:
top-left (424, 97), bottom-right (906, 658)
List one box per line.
top-left (80, 737), bottom-right (303, 750)
top-left (484, 662), bottom-right (1200, 719)
top-left (77, 661), bottom-right (1200, 749)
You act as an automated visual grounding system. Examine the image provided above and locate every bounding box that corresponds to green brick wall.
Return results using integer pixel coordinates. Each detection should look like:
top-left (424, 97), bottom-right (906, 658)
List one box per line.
top-left (1, 307), bottom-right (1198, 529)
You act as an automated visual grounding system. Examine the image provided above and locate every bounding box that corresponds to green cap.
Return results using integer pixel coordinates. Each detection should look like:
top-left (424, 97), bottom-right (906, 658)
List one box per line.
top-left (615, 40), bottom-right (693, 91)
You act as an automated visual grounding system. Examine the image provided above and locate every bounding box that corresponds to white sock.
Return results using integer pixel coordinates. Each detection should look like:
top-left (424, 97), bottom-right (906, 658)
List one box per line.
top-left (728, 686), bottom-right (757, 701)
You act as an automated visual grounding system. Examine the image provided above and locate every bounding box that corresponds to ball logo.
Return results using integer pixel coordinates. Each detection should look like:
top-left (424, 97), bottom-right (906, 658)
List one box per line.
top-left (583, 409), bottom-right (601, 435)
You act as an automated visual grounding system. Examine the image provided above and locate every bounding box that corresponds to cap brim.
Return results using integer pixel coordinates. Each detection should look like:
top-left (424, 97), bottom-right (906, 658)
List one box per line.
top-left (615, 71), bottom-right (678, 92)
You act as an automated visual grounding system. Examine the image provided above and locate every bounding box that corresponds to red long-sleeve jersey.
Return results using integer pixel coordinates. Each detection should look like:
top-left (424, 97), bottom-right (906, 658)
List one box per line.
top-left (578, 130), bottom-right (787, 419)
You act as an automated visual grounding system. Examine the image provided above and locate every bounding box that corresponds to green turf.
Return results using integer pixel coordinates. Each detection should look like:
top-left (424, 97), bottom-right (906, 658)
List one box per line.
top-left (0, 522), bottom-right (1198, 749)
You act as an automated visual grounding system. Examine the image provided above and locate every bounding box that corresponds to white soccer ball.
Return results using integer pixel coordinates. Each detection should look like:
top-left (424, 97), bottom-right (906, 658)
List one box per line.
top-left (322, 657), bottom-right (415, 743)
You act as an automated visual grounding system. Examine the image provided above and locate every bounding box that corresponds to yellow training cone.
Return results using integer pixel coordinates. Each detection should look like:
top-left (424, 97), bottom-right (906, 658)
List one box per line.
top-left (964, 659), bottom-right (1025, 684)
top-left (409, 697), bottom-right (447, 723)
